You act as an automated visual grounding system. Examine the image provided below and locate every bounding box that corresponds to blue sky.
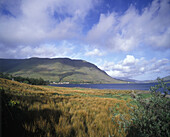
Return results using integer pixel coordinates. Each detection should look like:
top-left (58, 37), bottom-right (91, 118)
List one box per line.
top-left (0, 0), bottom-right (170, 80)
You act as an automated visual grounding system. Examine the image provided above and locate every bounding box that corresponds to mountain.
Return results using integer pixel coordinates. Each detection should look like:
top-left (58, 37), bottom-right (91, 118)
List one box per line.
top-left (121, 75), bottom-right (170, 83)
top-left (162, 75), bottom-right (170, 82)
top-left (146, 76), bottom-right (170, 83)
top-left (115, 78), bottom-right (140, 83)
top-left (141, 76), bottom-right (170, 83)
top-left (0, 57), bottom-right (125, 84)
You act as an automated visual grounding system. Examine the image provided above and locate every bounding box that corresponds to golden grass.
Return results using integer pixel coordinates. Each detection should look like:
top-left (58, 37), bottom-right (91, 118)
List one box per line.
top-left (1, 78), bottom-right (138, 137)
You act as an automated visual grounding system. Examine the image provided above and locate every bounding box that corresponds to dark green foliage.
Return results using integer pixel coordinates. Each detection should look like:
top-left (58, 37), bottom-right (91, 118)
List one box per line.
top-left (0, 72), bottom-right (49, 85)
top-left (127, 78), bottom-right (170, 137)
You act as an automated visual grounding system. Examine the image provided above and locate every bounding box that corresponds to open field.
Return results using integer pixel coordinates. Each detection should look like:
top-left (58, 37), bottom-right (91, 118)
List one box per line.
top-left (0, 78), bottom-right (150, 137)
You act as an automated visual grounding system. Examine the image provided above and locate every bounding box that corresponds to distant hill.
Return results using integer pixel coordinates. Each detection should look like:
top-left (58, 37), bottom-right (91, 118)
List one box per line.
top-left (117, 75), bottom-right (170, 83)
top-left (115, 78), bottom-right (140, 83)
top-left (0, 57), bottom-right (125, 84)
top-left (144, 76), bottom-right (170, 83)
top-left (162, 76), bottom-right (170, 82)
top-left (146, 76), bottom-right (169, 83)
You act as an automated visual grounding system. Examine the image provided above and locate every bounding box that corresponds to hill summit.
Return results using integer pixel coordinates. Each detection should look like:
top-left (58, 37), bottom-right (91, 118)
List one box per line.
top-left (0, 57), bottom-right (125, 84)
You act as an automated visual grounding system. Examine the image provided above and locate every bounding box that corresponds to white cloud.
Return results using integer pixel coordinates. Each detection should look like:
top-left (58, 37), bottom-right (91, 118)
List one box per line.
top-left (100, 55), bottom-right (170, 79)
top-left (86, 13), bottom-right (115, 43)
top-left (122, 55), bottom-right (139, 66)
top-left (106, 70), bottom-right (125, 78)
top-left (0, 0), bottom-right (96, 47)
top-left (139, 67), bottom-right (145, 72)
top-left (85, 48), bottom-right (104, 56)
top-left (0, 41), bottom-right (75, 59)
top-left (86, 0), bottom-right (170, 51)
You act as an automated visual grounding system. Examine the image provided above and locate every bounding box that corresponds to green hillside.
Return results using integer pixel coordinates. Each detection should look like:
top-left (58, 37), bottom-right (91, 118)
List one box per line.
top-left (0, 57), bottom-right (125, 84)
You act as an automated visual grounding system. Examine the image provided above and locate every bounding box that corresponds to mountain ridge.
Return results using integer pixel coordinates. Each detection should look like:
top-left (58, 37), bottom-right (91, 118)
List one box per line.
top-left (117, 75), bottom-right (170, 83)
top-left (0, 57), bottom-right (126, 84)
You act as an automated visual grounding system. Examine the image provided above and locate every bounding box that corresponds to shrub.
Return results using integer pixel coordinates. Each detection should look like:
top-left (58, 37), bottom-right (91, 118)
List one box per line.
top-left (127, 78), bottom-right (170, 137)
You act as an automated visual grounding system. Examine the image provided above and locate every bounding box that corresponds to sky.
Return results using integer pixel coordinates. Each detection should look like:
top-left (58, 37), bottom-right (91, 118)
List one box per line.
top-left (0, 0), bottom-right (170, 81)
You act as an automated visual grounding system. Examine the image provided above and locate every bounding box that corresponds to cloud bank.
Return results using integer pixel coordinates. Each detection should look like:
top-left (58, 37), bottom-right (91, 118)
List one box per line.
top-left (100, 55), bottom-right (170, 79)
top-left (87, 0), bottom-right (170, 51)
top-left (0, 0), bottom-right (96, 48)
top-left (0, 0), bottom-right (169, 56)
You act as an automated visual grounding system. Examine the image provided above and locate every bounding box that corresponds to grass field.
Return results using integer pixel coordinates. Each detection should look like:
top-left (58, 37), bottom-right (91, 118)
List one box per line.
top-left (0, 78), bottom-right (150, 137)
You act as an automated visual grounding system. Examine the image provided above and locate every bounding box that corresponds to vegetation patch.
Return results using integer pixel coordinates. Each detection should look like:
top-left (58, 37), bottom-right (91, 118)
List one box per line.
top-left (1, 78), bottom-right (169, 137)
top-left (0, 72), bottom-right (49, 85)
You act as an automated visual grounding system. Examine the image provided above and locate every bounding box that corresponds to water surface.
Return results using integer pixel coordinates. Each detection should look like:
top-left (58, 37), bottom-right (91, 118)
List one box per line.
top-left (50, 83), bottom-right (170, 92)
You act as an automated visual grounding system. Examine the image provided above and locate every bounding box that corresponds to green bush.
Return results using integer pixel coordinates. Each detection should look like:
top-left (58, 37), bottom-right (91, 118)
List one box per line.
top-left (127, 78), bottom-right (170, 137)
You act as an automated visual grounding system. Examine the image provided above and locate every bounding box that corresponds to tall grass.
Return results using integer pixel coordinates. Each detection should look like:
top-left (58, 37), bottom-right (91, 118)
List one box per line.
top-left (0, 78), bottom-right (142, 137)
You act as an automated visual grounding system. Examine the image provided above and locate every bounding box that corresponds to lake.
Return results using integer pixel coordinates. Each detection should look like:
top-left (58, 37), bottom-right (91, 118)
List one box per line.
top-left (50, 83), bottom-right (170, 93)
